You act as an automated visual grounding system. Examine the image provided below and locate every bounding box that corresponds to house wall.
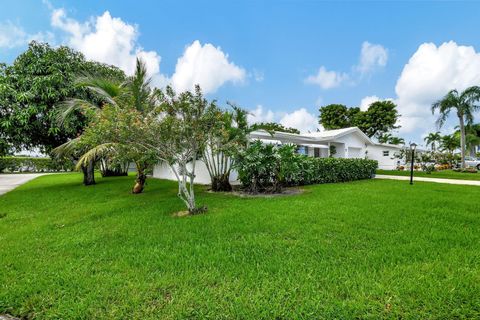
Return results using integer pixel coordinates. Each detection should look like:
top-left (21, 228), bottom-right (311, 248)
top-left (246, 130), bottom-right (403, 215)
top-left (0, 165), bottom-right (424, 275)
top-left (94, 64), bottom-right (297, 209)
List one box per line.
top-left (151, 131), bottom-right (402, 184)
top-left (366, 145), bottom-right (401, 170)
top-left (333, 134), bottom-right (367, 159)
top-left (153, 160), bottom-right (239, 185)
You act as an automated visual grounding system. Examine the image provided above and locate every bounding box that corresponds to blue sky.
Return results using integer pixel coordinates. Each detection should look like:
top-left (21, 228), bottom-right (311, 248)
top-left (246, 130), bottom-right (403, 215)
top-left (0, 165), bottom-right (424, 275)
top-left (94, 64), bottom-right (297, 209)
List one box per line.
top-left (2, 1), bottom-right (480, 144)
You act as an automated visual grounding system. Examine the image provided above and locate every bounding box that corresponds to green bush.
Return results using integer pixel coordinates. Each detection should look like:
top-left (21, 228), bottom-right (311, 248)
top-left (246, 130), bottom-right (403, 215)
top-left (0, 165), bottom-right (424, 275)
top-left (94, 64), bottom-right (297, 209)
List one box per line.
top-left (0, 156), bottom-right (74, 173)
top-left (235, 141), bottom-right (378, 193)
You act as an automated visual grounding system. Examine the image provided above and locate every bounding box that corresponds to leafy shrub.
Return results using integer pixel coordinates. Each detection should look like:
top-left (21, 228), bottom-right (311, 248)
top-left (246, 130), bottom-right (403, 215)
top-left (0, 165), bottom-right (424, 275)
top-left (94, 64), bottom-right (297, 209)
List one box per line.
top-left (422, 164), bottom-right (436, 174)
top-left (234, 141), bottom-right (378, 193)
top-left (0, 156), bottom-right (74, 173)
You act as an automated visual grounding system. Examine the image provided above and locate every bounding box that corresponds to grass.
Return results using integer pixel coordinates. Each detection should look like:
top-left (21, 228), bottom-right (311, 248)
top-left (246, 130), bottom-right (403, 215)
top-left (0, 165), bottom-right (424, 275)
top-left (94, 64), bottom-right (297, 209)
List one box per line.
top-left (377, 169), bottom-right (480, 181)
top-left (1, 173), bottom-right (479, 319)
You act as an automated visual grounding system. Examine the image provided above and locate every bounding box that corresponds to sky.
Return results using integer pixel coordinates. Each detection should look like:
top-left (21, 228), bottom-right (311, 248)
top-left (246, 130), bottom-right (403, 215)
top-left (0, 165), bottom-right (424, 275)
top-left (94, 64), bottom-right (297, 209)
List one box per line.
top-left (2, 0), bottom-right (480, 146)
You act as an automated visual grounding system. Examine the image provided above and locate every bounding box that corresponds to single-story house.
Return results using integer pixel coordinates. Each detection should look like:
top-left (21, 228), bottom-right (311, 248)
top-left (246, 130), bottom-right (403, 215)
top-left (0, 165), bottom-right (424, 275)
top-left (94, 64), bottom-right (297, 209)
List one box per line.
top-left (153, 127), bottom-right (407, 184)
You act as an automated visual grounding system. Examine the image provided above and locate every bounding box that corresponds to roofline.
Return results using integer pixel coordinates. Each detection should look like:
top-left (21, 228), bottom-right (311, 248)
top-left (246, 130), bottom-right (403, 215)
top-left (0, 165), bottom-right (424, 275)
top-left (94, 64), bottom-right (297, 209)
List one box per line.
top-left (330, 127), bottom-right (374, 144)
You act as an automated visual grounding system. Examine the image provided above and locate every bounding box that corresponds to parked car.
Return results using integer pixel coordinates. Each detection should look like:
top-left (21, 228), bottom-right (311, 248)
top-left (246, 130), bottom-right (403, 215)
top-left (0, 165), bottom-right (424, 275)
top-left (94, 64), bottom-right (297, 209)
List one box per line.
top-left (465, 156), bottom-right (480, 169)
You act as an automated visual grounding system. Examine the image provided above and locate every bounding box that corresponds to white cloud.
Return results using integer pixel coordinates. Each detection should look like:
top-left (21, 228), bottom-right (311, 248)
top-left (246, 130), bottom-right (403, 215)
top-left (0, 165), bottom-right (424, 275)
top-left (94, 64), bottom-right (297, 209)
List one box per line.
top-left (306, 41), bottom-right (387, 89)
top-left (247, 105), bottom-right (275, 124)
top-left (279, 108), bottom-right (320, 133)
top-left (0, 21), bottom-right (53, 49)
top-left (247, 105), bottom-right (319, 133)
top-left (395, 41), bottom-right (480, 133)
top-left (357, 41), bottom-right (388, 74)
top-left (305, 66), bottom-right (348, 89)
top-left (252, 69), bottom-right (264, 82)
top-left (171, 40), bottom-right (246, 94)
top-left (359, 95), bottom-right (394, 111)
top-left (359, 95), bottom-right (381, 111)
top-left (50, 9), bottom-right (162, 81)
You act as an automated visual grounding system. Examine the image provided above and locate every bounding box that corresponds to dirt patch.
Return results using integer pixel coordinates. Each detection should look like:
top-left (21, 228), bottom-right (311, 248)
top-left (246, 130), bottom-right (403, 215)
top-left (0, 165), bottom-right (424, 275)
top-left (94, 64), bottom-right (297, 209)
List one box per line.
top-left (172, 210), bottom-right (191, 217)
top-left (0, 315), bottom-right (21, 320)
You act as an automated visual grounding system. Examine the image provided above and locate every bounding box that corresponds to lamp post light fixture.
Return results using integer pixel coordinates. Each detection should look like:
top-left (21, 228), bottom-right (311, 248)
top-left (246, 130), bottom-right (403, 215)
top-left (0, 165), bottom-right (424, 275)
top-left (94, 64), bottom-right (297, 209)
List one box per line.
top-left (409, 142), bottom-right (417, 185)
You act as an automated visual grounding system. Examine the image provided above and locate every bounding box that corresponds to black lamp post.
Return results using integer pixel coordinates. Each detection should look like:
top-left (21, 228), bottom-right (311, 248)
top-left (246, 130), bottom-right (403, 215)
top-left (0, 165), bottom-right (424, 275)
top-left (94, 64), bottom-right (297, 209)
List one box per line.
top-left (409, 142), bottom-right (417, 185)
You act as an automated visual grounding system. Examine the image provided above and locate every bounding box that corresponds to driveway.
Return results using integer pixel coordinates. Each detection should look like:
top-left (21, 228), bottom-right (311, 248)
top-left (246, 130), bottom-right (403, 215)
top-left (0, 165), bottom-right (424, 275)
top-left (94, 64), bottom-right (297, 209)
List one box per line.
top-left (0, 174), bottom-right (45, 196)
top-left (375, 174), bottom-right (480, 186)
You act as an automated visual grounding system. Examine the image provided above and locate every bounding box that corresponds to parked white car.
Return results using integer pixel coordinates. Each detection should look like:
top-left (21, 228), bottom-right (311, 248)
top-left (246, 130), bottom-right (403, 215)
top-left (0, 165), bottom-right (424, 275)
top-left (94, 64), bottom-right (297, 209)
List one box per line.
top-left (465, 156), bottom-right (480, 169)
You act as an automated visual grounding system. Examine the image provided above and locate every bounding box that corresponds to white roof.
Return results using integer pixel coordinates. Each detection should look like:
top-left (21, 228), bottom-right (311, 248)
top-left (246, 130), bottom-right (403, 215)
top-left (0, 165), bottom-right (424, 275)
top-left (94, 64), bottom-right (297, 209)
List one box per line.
top-left (304, 127), bottom-right (373, 144)
top-left (304, 127), bottom-right (358, 138)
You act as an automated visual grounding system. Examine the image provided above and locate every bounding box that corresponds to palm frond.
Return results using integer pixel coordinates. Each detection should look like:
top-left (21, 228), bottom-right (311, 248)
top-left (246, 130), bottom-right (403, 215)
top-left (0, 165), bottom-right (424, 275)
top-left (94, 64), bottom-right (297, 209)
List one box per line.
top-left (51, 137), bottom-right (82, 158)
top-left (75, 143), bottom-right (119, 170)
top-left (55, 98), bottom-right (100, 126)
top-left (75, 76), bottom-right (121, 106)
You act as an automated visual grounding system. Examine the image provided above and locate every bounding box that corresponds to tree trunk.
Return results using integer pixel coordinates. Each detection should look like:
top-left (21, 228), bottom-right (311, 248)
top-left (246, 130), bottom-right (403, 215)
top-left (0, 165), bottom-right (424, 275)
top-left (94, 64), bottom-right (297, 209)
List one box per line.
top-left (81, 159), bottom-right (96, 186)
top-left (211, 173), bottom-right (232, 192)
top-left (459, 115), bottom-right (466, 169)
top-left (100, 159), bottom-right (129, 177)
top-left (132, 164), bottom-right (147, 194)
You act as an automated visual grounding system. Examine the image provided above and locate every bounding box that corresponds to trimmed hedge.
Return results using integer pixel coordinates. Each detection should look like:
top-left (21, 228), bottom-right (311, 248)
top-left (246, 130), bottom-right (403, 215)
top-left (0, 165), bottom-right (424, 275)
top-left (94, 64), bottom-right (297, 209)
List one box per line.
top-left (0, 156), bottom-right (74, 173)
top-left (235, 141), bottom-right (377, 193)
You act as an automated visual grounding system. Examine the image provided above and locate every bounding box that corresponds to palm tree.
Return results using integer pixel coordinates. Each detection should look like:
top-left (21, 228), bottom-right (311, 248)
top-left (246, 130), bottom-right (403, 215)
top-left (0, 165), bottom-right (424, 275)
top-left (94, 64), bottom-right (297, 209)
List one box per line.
top-left (54, 74), bottom-right (125, 185)
top-left (377, 133), bottom-right (392, 144)
top-left (432, 86), bottom-right (480, 168)
top-left (440, 134), bottom-right (460, 165)
top-left (465, 123), bottom-right (480, 157)
top-left (388, 137), bottom-right (405, 145)
top-left (203, 103), bottom-right (255, 191)
top-left (424, 131), bottom-right (442, 152)
top-left (56, 58), bottom-right (159, 192)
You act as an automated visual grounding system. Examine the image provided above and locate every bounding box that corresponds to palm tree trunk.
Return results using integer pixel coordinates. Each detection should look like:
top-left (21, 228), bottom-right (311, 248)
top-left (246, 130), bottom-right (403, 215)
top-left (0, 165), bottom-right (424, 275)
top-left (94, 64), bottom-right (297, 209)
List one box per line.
top-left (81, 159), bottom-right (96, 186)
top-left (132, 162), bottom-right (147, 194)
top-left (459, 115), bottom-right (466, 168)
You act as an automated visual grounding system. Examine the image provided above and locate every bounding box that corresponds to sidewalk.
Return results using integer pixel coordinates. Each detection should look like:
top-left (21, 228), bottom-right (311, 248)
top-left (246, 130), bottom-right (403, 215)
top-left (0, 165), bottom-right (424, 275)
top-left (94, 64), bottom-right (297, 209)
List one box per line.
top-left (375, 174), bottom-right (480, 186)
top-left (0, 174), bottom-right (45, 196)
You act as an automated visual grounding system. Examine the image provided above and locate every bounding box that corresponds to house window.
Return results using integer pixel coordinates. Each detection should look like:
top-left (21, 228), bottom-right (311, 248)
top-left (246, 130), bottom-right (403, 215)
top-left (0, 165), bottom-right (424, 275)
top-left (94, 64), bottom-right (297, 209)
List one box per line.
top-left (314, 148), bottom-right (321, 158)
top-left (383, 150), bottom-right (389, 157)
top-left (297, 146), bottom-right (309, 155)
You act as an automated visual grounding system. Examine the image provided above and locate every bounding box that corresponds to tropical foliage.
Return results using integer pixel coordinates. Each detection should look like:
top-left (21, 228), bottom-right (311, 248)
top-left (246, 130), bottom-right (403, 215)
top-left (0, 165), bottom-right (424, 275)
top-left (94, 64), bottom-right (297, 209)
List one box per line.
top-left (424, 132), bottom-right (442, 152)
top-left (0, 41), bottom-right (124, 154)
top-left (67, 59), bottom-right (161, 192)
top-left (378, 133), bottom-right (405, 145)
top-left (319, 100), bottom-right (399, 138)
top-left (432, 86), bottom-right (480, 168)
top-left (203, 104), bottom-right (253, 192)
top-left (235, 140), bottom-right (377, 193)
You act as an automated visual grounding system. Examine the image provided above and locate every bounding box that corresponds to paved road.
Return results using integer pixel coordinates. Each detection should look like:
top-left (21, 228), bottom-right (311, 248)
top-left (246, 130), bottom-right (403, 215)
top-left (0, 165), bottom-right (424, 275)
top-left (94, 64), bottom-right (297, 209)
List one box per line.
top-left (0, 174), bottom-right (45, 196)
top-left (375, 174), bottom-right (480, 186)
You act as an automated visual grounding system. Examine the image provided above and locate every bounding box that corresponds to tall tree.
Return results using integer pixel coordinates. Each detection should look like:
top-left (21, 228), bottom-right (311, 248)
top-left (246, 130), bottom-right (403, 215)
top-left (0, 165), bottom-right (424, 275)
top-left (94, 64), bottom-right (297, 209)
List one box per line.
top-left (424, 132), bottom-right (442, 152)
top-left (0, 41), bottom-right (124, 154)
top-left (319, 101), bottom-right (399, 138)
top-left (432, 86), bottom-right (480, 168)
top-left (354, 101), bottom-right (399, 138)
top-left (318, 104), bottom-right (359, 130)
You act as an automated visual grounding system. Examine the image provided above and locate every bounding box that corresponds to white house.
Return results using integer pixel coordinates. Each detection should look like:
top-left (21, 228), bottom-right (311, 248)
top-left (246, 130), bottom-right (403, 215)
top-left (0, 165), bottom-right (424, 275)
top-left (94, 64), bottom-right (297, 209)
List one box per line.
top-left (153, 127), bottom-right (405, 184)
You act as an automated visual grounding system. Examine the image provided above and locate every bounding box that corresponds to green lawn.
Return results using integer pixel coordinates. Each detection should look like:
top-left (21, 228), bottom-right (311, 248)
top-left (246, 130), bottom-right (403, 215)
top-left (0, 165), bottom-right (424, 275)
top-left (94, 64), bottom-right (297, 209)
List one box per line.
top-left (1, 174), bottom-right (479, 319)
top-left (377, 169), bottom-right (480, 181)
